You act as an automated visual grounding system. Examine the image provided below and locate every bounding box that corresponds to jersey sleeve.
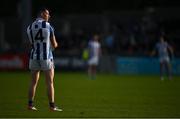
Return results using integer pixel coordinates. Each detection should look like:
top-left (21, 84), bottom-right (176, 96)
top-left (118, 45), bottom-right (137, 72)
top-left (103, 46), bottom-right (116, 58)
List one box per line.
top-left (49, 25), bottom-right (55, 37)
top-left (26, 25), bottom-right (32, 44)
top-left (26, 26), bottom-right (30, 37)
top-left (166, 42), bottom-right (171, 49)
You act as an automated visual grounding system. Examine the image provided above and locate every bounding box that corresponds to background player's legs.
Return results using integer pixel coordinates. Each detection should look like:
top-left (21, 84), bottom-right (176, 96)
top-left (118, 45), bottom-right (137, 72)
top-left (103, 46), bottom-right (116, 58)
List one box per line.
top-left (88, 65), bottom-right (92, 79)
top-left (165, 61), bottom-right (172, 80)
top-left (92, 65), bottom-right (97, 79)
top-left (44, 68), bottom-right (55, 107)
top-left (160, 62), bottom-right (164, 80)
top-left (28, 70), bottom-right (40, 107)
top-left (88, 65), bottom-right (97, 79)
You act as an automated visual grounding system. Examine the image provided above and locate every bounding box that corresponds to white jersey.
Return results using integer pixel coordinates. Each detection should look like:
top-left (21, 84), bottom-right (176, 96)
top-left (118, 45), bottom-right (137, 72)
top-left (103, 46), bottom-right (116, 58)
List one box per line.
top-left (27, 18), bottom-right (54, 60)
top-left (155, 41), bottom-right (170, 58)
top-left (88, 40), bottom-right (100, 59)
top-left (155, 41), bottom-right (171, 62)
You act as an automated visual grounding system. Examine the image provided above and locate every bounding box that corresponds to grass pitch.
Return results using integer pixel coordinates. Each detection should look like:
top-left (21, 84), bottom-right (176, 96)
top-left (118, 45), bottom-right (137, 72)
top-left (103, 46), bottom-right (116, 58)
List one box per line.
top-left (0, 71), bottom-right (180, 118)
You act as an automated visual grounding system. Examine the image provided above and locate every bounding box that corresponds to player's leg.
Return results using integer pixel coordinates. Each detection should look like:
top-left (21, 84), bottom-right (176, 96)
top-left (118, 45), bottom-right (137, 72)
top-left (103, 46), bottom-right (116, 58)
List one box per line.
top-left (88, 58), bottom-right (94, 79)
top-left (92, 65), bottom-right (97, 79)
top-left (160, 61), bottom-right (164, 80)
top-left (28, 59), bottom-right (41, 110)
top-left (165, 61), bottom-right (172, 80)
top-left (88, 57), bottom-right (98, 79)
top-left (44, 68), bottom-right (54, 105)
top-left (28, 70), bottom-right (40, 110)
top-left (92, 58), bottom-right (99, 79)
top-left (41, 59), bottom-right (63, 111)
top-left (44, 68), bottom-right (62, 111)
top-left (40, 59), bottom-right (62, 111)
top-left (88, 64), bottom-right (92, 79)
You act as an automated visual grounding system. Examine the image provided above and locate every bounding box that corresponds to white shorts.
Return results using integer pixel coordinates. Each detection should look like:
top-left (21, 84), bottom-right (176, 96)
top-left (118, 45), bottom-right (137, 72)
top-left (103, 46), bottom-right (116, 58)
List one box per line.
top-left (88, 57), bottom-right (99, 66)
top-left (159, 56), bottom-right (170, 63)
top-left (29, 59), bottom-right (54, 71)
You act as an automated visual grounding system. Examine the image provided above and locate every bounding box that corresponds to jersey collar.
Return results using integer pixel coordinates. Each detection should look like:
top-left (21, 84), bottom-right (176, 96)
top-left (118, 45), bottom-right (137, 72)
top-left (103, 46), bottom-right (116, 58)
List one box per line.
top-left (36, 17), bottom-right (45, 21)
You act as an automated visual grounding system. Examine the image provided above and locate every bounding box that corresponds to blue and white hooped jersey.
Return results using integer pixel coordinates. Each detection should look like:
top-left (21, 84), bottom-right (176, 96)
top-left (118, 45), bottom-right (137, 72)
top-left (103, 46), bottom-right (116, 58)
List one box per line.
top-left (27, 18), bottom-right (54, 60)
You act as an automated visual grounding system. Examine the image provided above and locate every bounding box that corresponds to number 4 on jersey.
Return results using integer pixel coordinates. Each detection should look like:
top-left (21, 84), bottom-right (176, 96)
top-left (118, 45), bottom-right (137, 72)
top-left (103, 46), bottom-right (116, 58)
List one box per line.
top-left (35, 29), bottom-right (44, 42)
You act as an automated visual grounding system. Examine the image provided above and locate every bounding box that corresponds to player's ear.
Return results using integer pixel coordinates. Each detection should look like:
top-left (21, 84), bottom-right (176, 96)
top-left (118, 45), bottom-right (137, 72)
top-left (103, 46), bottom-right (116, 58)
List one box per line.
top-left (40, 12), bottom-right (45, 17)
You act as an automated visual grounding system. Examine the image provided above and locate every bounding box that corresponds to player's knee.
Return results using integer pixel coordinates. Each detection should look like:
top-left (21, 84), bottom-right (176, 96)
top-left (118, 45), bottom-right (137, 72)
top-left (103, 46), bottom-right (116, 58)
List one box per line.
top-left (46, 78), bottom-right (54, 85)
top-left (32, 79), bottom-right (38, 85)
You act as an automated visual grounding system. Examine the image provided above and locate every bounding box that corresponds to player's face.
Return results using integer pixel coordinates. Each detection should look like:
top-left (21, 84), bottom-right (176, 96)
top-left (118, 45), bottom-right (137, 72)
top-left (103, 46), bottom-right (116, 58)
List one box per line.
top-left (94, 35), bottom-right (99, 41)
top-left (160, 37), bottom-right (164, 42)
top-left (41, 10), bottom-right (50, 21)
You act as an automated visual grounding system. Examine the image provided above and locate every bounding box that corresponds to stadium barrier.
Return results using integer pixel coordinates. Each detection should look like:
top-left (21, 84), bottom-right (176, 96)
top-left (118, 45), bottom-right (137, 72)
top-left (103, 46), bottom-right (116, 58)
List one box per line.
top-left (54, 57), bottom-right (86, 71)
top-left (0, 54), bottom-right (86, 71)
top-left (1, 53), bottom-right (180, 75)
top-left (116, 57), bottom-right (180, 75)
top-left (0, 53), bottom-right (28, 70)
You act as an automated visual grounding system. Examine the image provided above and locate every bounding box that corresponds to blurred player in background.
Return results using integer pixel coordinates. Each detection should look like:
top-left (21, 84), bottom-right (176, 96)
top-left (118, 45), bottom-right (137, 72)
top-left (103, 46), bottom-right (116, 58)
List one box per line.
top-left (151, 35), bottom-right (174, 80)
top-left (26, 8), bottom-right (62, 111)
top-left (87, 33), bottom-right (101, 79)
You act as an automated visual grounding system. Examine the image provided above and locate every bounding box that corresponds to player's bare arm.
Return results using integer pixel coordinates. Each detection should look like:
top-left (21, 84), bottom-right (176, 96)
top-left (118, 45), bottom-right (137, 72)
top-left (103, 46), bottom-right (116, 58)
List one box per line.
top-left (168, 45), bottom-right (174, 56)
top-left (50, 35), bottom-right (58, 49)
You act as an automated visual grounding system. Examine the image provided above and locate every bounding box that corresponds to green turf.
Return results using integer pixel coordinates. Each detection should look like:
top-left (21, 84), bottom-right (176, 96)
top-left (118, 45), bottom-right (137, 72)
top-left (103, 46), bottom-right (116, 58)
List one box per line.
top-left (0, 71), bottom-right (180, 118)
